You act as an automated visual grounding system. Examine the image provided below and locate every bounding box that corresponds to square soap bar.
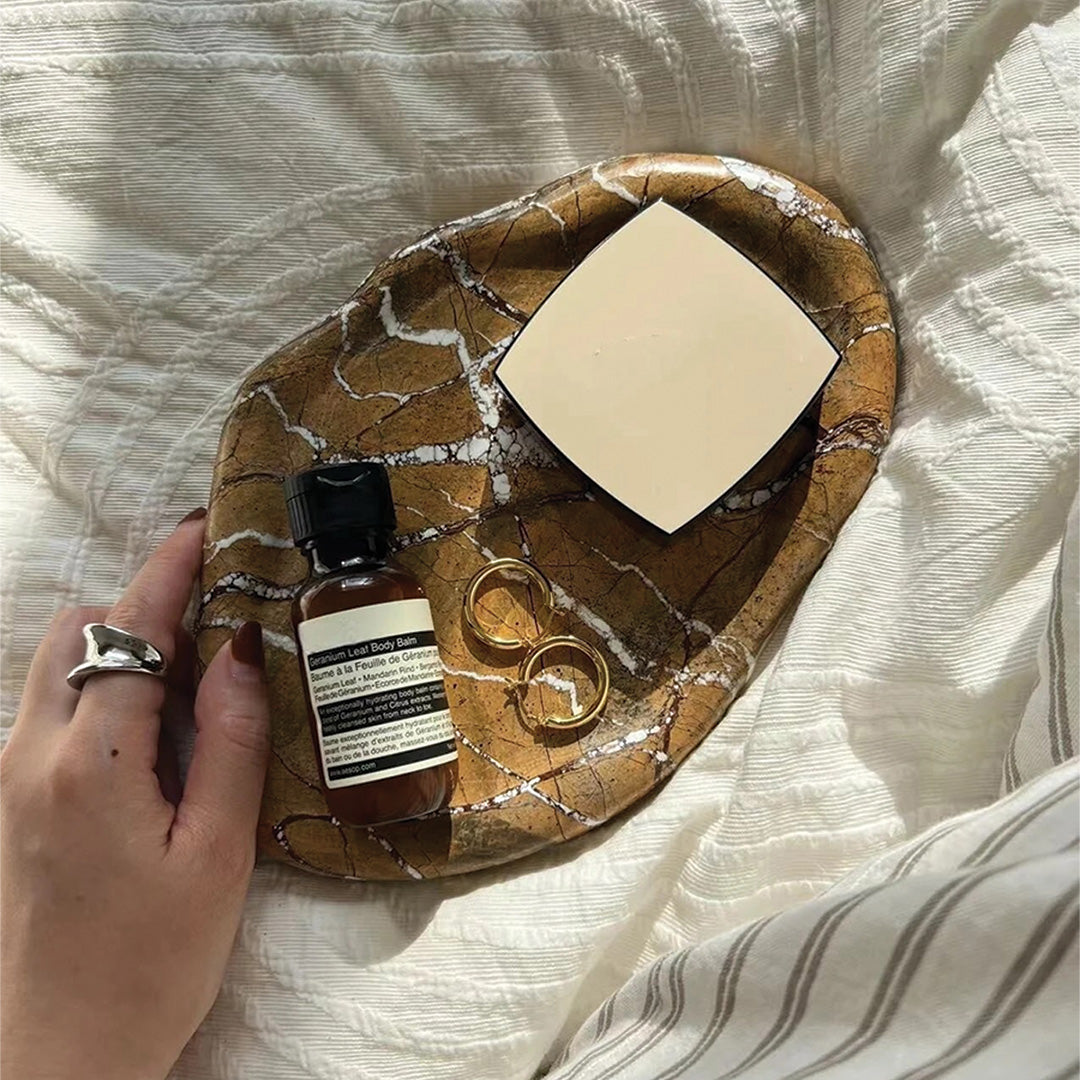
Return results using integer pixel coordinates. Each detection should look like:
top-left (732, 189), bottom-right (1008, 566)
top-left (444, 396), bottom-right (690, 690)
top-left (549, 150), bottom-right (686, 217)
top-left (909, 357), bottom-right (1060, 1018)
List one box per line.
top-left (495, 200), bottom-right (839, 534)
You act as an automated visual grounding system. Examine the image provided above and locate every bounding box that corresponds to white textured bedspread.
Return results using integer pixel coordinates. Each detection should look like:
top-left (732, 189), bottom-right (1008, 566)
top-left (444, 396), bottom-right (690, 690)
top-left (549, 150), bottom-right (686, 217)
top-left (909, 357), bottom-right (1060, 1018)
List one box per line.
top-left (2, 2), bottom-right (1077, 1077)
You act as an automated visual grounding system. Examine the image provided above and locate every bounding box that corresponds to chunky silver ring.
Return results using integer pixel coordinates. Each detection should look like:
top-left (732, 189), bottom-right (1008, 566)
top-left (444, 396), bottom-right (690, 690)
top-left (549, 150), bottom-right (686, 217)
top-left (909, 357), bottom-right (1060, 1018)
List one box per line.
top-left (65, 623), bottom-right (168, 691)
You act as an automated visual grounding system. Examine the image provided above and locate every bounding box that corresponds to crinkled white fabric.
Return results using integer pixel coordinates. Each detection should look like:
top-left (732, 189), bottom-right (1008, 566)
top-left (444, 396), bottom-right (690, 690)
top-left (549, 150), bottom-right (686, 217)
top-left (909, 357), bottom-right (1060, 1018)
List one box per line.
top-left (1, 3), bottom-right (1077, 1079)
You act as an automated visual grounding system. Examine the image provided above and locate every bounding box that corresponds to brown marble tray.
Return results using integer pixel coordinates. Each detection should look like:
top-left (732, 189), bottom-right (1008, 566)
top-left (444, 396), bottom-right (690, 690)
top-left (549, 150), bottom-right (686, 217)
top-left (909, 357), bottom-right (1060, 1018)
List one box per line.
top-left (197, 153), bottom-right (896, 880)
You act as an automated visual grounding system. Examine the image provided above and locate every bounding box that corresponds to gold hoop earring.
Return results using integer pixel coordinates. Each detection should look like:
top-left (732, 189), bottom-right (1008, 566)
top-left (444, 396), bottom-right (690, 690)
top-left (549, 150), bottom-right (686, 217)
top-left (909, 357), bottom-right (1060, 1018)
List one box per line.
top-left (462, 557), bottom-right (610, 730)
top-left (463, 557), bottom-right (554, 650)
top-left (515, 634), bottom-right (610, 730)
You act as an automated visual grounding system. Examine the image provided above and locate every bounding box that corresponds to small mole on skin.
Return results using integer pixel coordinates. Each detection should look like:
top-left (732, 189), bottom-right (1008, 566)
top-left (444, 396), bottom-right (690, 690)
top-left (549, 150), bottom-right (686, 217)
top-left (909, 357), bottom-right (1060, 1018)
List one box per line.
top-left (110, 748), bottom-right (119, 757)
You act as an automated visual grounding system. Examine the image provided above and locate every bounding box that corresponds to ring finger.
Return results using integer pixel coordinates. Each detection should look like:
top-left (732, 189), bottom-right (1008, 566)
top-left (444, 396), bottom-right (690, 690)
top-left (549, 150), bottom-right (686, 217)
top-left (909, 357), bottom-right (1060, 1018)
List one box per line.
top-left (15, 605), bottom-right (113, 729)
top-left (72, 510), bottom-right (207, 764)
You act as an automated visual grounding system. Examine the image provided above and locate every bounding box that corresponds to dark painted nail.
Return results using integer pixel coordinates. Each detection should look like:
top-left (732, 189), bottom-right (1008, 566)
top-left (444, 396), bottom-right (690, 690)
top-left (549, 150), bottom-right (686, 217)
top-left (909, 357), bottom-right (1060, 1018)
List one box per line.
top-left (178, 507), bottom-right (208, 526)
top-left (231, 621), bottom-right (265, 670)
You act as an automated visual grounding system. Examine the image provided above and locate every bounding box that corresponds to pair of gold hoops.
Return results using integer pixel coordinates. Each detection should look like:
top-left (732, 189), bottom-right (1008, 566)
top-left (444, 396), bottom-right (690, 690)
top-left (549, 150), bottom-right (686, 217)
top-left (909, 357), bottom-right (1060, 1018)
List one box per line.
top-left (463, 558), bottom-right (610, 730)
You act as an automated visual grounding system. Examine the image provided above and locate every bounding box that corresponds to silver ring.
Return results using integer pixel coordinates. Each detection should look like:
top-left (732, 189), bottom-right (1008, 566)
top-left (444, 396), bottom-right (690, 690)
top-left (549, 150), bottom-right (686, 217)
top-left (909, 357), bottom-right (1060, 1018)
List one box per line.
top-left (65, 623), bottom-right (168, 691)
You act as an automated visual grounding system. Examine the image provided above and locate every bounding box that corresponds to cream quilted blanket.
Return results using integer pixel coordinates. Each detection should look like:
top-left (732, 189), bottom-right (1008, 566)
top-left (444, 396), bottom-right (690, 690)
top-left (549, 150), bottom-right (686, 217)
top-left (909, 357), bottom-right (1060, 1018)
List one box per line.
top-left (2, 2), bottom-right (1077, 1077)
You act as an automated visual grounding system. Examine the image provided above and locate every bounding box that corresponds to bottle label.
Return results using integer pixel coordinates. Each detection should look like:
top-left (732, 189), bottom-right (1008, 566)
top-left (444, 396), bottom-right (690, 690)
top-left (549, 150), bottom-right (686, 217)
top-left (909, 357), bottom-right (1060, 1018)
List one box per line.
top-left (297, 598), bottom-right (457, 789)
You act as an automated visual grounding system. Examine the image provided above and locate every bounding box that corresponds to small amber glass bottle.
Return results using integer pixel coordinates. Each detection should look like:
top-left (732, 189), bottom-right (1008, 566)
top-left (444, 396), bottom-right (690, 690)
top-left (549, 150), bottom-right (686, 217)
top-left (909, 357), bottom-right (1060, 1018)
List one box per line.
top-left (284, 462), bottom-right (458, 827)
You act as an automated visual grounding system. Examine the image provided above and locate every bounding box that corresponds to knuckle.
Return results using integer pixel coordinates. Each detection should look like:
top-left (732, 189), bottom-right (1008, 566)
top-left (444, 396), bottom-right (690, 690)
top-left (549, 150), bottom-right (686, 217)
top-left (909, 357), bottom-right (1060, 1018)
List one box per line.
top-left (45, 740), bottom-right (94, 803)
top-left (107, 597), bottom-right (173, 659)
top-left (108, 592), bottom-right (156, 635)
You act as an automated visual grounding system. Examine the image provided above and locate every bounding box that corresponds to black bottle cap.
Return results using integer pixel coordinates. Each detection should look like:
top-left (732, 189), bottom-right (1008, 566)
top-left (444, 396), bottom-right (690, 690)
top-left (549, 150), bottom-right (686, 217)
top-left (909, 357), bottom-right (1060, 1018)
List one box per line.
top-left (284, 461), bottom-right (396, 546)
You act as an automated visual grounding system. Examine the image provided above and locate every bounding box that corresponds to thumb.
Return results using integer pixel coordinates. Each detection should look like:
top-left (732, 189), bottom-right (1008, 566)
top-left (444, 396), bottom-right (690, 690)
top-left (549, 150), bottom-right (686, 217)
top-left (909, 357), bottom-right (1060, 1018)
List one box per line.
top-left (175, 622), bottom-right (270, 859)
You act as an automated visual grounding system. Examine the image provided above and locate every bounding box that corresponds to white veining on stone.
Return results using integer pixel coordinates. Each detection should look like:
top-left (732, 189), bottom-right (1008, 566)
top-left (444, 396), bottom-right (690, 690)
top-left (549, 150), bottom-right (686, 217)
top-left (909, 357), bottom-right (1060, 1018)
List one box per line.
top-left (719, 156), bottom-right (868, 248)
top-left (796, 519), bottom-right (835, 546)
top-left (688, 668), bottom-right (737, 690)
top-left (817, 415), bottom-right (889, 456)
top-left (398, 234), bottom-right (526, 324)
top-left (375, 287), bottom-right (551, 503)
top-left (566, 724), bottom-right (662, 769)
top-left (532, 671), bottom-right (582, 714)
top-left (378, 285), bottom-right (500, 421)
top-left (591, 163), bottom-right (642, 206)
top-left (713, 465), bottom-right (808, 514)
top-left (531, 196), bottom-right (569, 235)
top-left (548, 579), bottom-right (643, 675)
top-left (202, 570), bottom-right (298, 606)
top-left (395, 505), bottom-right (484, 549)
top-left (514, 514), bottom-right (532, 557)
top-left (712, 410), bottom-right (888, 518)
top-left (842, 321), bottom-right (894, 353)
top-left (237, 383), bottom-right (327, 452)
top-left (441, 663), bottom-right (512, 686)
top-left (338, 298), bottom-right (360, 350)
top-left (365, 828), bottom-right (424, 879)
top-left (335, 303), bottom-right (476, 406)
top-left (453, 730), bottom-right (600, 826)
top-left (331, 357), bottom-right (408, 403)
top-left (206, 529), bottom-right (293, 561)
top-left (395, 191), bottom-right (535, 254)
top-left (434, 487), bottom-right (476, 516)
top-left (449, 777), bottom-right (598, 825)
top-left (592, 548), bottom-right (715, 640)
top-left (589, 549), bottom-right (754, 680)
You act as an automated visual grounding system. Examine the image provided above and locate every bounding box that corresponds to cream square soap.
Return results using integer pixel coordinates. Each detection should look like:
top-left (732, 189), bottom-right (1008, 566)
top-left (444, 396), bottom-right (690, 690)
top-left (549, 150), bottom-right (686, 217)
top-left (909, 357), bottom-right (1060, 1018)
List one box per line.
top-left (495, 201), bottom-right (838, 533)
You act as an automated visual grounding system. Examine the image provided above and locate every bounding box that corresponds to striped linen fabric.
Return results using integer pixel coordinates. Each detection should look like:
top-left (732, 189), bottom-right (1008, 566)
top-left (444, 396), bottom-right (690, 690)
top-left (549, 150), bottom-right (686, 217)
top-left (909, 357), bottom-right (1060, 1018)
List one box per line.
top-left (547, 762), bottom-right (1079, 1079)
top-left (548, 573), bottom-right (1079, 1079)
top-left (1004, 497), bottom-right (1079, 795)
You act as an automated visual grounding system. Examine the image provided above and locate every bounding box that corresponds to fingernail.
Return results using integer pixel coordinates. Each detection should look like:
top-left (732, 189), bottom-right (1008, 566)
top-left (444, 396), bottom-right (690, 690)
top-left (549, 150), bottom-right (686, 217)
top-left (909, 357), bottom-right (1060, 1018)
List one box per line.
top-left (178, 507), bottom-right (208, 526)
top-left (231, 621), bottom-right (265, 672)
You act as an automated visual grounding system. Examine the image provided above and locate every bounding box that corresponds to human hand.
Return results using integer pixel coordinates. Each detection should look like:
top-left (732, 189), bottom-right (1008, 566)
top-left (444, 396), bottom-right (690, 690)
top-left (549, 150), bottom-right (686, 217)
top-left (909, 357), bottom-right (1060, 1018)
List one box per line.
top-left (0, 510), bottom-right (270, 1080)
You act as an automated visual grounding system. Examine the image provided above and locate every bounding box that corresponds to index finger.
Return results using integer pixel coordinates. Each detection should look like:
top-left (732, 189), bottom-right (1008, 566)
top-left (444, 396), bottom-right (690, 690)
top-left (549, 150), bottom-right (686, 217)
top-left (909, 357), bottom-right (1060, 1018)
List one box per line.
top-left (72, 509), bottom-right (207, 760)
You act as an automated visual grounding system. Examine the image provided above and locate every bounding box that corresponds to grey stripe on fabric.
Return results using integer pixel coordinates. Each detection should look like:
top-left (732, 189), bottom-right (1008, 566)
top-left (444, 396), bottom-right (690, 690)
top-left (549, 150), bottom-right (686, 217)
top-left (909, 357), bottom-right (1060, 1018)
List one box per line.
top-left (1043, 1060), bottom-right (1080, 1080)
top-left (1048, 554), bottom-right (1065, 764)
top-left (592, 948), bottom-right (693, 1080)
top-left (777, 860), bottom-right (1038, 1080)
top-left (558, 943), bottom-right (672, 1080)
top-left (651, 915), bottom-right (779, 1080)
top-left (685, 774), bottom-right (1074, 1080)
top-left (960, 775), bottom-right (1079, 867)
top-left (594, 991), bottom-right (617, 1042)
top-left (894, 887), bottom-right (1079, 1080)
top-left (889, 815), bottom-right (965, 881)
top-left (548, 992), bottom-right (617, 1075)
top-left (1004, 729), bottom-right (1023, 793)
top-left (895, 767), bottom-right (1076, 880)
top-left (1050, 551), bottom-right (1073, 761)
top-left (551, 768), bottom-right (1079, 1080)
top-left (716, 888), bottom-right (884, 1079)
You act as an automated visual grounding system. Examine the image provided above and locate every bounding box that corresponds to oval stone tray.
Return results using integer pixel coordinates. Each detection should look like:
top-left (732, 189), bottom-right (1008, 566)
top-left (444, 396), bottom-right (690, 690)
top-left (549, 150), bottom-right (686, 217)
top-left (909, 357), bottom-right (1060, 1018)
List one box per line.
top-left (197, 153), bottom-right (896, 881)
